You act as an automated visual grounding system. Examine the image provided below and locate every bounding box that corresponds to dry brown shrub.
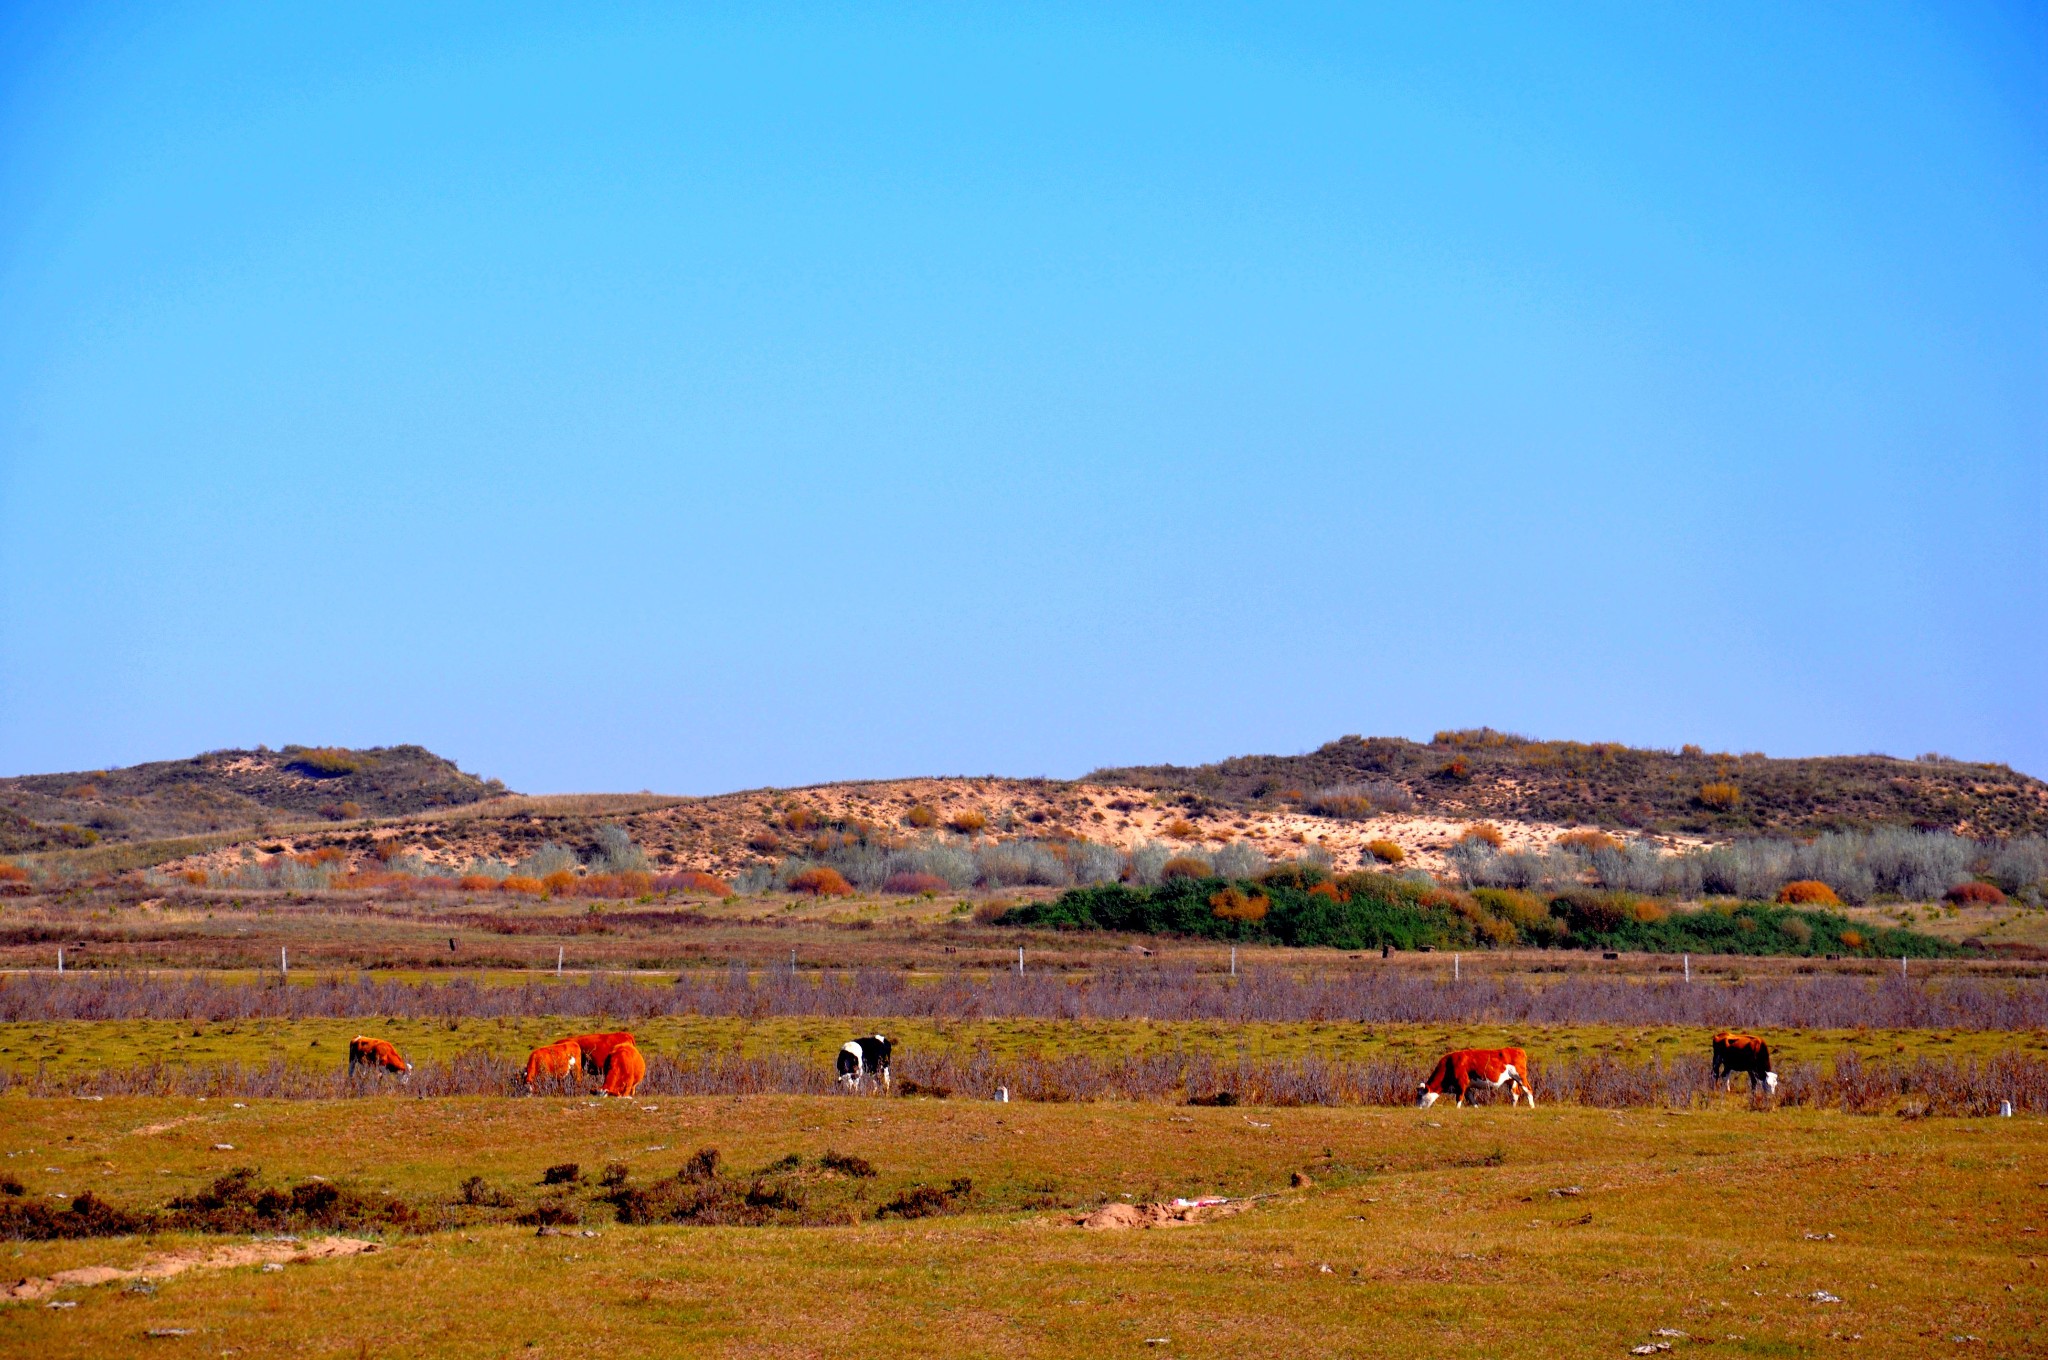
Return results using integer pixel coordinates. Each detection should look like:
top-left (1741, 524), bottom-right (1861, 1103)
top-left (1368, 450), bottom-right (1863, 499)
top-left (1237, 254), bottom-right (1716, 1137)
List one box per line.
top-left (1627, 899), bottom-right (1668, 923)
top-left (0, 863), bottom-right (28, 884)
top-left (947, 811), bottom-right (987, 835)
top-left (1439, 756), bottom-right (1472, 781)
top-left (747, 831), bottom-right (782, 854)
top-left (457, 875), bottom-right (497, 892)
top-left (1460, 823), bottom-right (1505, 849)
top-left (1161, 855), bottom-right (1213, 881)
top-left (1699, 781), bottom-right (1742, 810)
top-left (180, 870), bottom-right (208, 887)
top-left (501, 876), bottom-right (544, 895)
top-left (1776, 880), bottom-right (1841, 906)
top-left (1557, 829), bottom-right (1624, 855)
top-left (1208, 886), bottom-right (1270, 921)
top-left (904, 804), bottom-right (938, 829)
top-left (1364, 839), bottom-right (1405, 864)
top-left (1945, 881), bottom-right (2006, 906)
top-left (789, 867), bottom-right (854, 897)
top-left (783, 806), bottom-right (820, 832)
top-left (883, 872), bottom-right (953, 895)
top-left (541, 870), bottom-right (577, 896)
top-left (1164, 818), bottom-right (1199, 841)
top-left (656, 870), bottom-right (733, 896)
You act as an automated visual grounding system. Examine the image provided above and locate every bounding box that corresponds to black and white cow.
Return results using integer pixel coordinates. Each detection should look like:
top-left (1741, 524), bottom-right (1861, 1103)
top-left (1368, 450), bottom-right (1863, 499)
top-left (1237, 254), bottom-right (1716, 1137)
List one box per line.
top-left (836, 1034), bottom-right (892, 1092)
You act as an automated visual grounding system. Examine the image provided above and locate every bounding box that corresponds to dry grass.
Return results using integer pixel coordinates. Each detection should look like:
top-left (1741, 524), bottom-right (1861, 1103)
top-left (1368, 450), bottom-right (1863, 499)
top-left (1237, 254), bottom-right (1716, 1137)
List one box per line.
top-left (0, 1095), bottom-right (2039, 1356)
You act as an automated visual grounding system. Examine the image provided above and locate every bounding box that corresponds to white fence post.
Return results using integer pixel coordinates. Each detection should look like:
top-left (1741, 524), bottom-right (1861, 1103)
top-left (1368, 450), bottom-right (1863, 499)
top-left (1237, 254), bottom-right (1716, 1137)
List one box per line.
top-left (1454, 953), bottom-right (1460, 982)
top-left (56, 948), bottom-right (63, 974)
top-left (1684, 954), bottom-right (1690, 983)
top-left (280, 946), bottom-right (287, 979)
top-left (1017, 946), bottom-right (1024, 975)
top-left (557, 946), bottom-right (564, 977)
top-left (1230, 946), bottom-right (1237, 978)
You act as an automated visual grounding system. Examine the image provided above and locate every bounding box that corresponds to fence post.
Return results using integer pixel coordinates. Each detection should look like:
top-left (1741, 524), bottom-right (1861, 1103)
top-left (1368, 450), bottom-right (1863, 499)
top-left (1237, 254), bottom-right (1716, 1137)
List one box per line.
top-left (1684, 954), bottom-right (1690, 983)
top-left (557, 946), bottom-right (564, 978)
top-left (1454, 953), bottom-right (1460, 982)
top-left (280, 946), bottom-right (287, 979)
top-left (1230, 946), bottom-right (1237, 978)
top-left (1901, 955), bottom-right (1908, 978)
top-left (1017, 946), bottom-right (1024, 975)
top-left (56, 947), bottom-right (63, 974)
top-left (790, 948), bottom-right (797, 976)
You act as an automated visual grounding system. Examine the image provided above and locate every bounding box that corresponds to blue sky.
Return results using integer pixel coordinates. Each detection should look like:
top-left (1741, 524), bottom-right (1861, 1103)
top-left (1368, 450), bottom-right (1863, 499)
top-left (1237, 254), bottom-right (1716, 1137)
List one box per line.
top-left (1, 3), bottom-right (2042, 791)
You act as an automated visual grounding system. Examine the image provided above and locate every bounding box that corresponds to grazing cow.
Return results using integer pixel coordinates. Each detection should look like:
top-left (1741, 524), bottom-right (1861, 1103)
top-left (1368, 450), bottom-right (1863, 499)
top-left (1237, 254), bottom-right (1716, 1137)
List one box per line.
top-left (1711, 1032), bottom-right (1778, 1093)
top-left (523, 1039), bottom-right (582, 1092)
top-left (599, 1042), bottom-right (647, 1098)
top-left (568, 1031), bottom-right (636, 1083)
top-left (347, 1036), bottom-right (412, 1080)
top-left (1416, 1047), bottom-right (1535, 1108)
top-left (836, 1035), bottom-right (892, 1092)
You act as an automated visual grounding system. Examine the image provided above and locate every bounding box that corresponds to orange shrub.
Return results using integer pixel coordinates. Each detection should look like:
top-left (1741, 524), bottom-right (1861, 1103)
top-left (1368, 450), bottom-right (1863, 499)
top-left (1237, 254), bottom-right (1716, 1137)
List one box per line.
top-left (457, 874), bottom-right (498, 892)
top-left (884, 871), bottom-right (953, 895)
top-left (1364, 839), bottom-right (1405, 865)
top-left (577, 871), bottom-right (652, 898)
top-left (180, 870), bottom-right (208, 887)
top-left (1838, 928), bottom-right (1866, 950)
top-left (541, 870), bottom-right (578, 896)
top-left (1164, 819), bottom-right (1199, 841)
top-left (1439, 756), bottom-right (1472, 781)
top-left (500, 876), bottom-right (544, 895)
top-left (783, 806), bottom-right (820, 832)
top-left (1161, 855), bottom-right (1213, 881)
top-left (1557, 830), bottom-right (1623, 855)
top-left (656, 870), bottom-right (733, 896)
top-left (1775, 880), bottom-right (1840, 906)
top-left (747, 831), bottom-right (782, 854)
top-left (1460, 823), bottom-right (1505, 849)
top-left (948, 811), bottom-right (987, 835)
top-left (1208, 886), bottom-right (1270, 922)
top-left (1699, 782), bottom-right (1742, 810)
top-left (1946, 881), bottom-right (2006, 906)
top-left (1307, 881), bottom-right (1347, 904)
top-left (904, 804), bottom-right (938, 829)
top-left (0, 862), bottom-right (28, 884)
top-left (790, 866), bottom-right (854, 896)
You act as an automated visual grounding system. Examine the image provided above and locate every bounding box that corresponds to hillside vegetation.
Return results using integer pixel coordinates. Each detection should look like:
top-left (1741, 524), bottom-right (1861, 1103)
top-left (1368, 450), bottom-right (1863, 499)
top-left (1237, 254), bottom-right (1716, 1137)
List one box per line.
top-left (1088, 729), bottom-right (2048, 837)
top-left (0, 746), bottom-right (505, 852)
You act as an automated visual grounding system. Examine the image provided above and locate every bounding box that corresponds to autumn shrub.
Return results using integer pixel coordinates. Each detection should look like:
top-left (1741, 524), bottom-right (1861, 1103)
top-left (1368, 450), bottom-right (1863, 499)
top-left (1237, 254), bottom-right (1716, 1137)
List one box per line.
top-left (457, 875), bottom-right (497, 892)
top-left (1557, 830), bottom-right (1624, 855)
top-left (947, 811), bottom-right (987, 835)
top-left (653, 870), bottom-right (734, 897)
top-left (1945, 881), bottom-right (2006, 906)
top-left (1364, 839), bottom-right (1405, 865)
top-left (747, 831), bottom-right (782, 855)
top-left (1460, 823), bottom-right (1505, 849)
top-left (1698, 782), bottom-right (1742, 810)
top-left (1208, 886), bottom-right (1270, 922)
top-left (1776, 880), bottom-right (1841, 906)
top-left (1163, 818), bottom-right (1199, 841)
top-left (1838, 928), bottom-right (1866, 951)
top-left (500, 876), bottom-right (545, 896)
top-left (541, 870), bottom-right (578, 896)
top-left (1471, 887), bottom-right (1548, 930)
top-left (783, 806), bottom-right (820, 833)
top-left (904, 804), bottom-right (938, 829)
top-left (0, 864), bottom-right (28, 884)
top-left (789, 866), bottom-right (855, 897)
top-left (1627, 899), bottom-right (1669, 924)
top-left (883, 872), bottom-right (953, 895)
top-left (1305, 781), bottom-right (1415, 818)
top-left (287, 747), bottom-right (367, 778)
top-left (180, 870), bottom-right (208, 887)
top-left (1160, 855), bottom-right (1213, 881)
top-left (1306, 881), bottom-right (1345, 904)
top-left (1439, 756), bottom-right (1472, 781)
top-left (575, 871), bottom-right (653, 899)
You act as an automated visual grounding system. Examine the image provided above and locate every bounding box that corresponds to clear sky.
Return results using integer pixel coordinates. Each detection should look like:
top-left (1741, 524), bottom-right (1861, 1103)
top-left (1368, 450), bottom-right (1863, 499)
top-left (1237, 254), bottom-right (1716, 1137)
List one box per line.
top-left (1, 3), bottom-right (2042, 792)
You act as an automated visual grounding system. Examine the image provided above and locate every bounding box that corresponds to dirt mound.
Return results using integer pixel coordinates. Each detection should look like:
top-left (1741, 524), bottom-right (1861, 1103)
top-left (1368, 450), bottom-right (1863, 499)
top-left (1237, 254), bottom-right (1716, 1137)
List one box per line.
top-left (1076, 1197), bottom-right (1249, 1230)
top-left (3, 1235), bottom-right (379, 1302)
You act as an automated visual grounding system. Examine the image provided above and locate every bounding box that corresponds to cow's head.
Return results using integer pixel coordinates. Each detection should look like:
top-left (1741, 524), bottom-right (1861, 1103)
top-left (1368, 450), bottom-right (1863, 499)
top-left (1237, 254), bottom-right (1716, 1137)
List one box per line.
top-left (1416, 1084), bottom-right (1440, 1109)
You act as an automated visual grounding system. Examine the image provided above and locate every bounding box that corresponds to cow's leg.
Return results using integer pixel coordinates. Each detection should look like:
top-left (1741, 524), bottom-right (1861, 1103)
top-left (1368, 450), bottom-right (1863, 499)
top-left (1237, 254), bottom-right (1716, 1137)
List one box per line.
top-left (881, 1066), bottom-right (891, 1093)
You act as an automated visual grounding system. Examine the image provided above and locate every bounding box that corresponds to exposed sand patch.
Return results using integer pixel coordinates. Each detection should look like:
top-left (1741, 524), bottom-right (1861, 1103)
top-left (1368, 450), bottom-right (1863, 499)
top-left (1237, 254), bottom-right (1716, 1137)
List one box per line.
top-left (1077, 1198), bottom-right (1251, 1230)
top-left (3, 1235), bottom-right (379, 1302)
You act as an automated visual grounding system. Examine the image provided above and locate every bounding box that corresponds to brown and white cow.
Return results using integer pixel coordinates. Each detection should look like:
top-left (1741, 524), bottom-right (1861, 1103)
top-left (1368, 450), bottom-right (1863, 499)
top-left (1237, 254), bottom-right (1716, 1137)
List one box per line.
top-left (599, 1041), bottom-right (647, 1098)
top-left (1711, 1032), bottom-right (1777, 1093)
top-left (347, 1036), bottom-right (412, 1080)
top-left (523, 1039), bottom-right (582, 1092)
top-left (1417, 1047), bottom-right (1535, 1108)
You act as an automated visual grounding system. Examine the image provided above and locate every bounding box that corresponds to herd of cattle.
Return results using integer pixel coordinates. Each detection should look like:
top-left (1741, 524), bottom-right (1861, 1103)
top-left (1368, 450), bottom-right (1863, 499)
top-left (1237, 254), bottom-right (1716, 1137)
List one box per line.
top-left (346, 1029), bottom-right (1780, 1106)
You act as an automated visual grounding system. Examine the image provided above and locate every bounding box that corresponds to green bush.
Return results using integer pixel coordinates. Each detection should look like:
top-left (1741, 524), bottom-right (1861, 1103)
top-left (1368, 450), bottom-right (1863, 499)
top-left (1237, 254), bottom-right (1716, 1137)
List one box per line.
top-left (1001, 872), bottom-right (1959, 958)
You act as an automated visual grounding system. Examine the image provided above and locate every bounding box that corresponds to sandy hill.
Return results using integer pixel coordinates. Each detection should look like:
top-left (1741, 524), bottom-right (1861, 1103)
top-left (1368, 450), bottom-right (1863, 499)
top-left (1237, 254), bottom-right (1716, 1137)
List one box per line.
top-left (0, 745), bottom-right (505, 853)
top-left (1088, 730), bottom-right (2048, 839)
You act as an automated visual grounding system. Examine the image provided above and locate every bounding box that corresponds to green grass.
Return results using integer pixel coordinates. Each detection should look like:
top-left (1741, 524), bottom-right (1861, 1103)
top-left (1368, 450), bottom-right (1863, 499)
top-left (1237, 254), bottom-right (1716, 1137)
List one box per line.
top-left (0, 1095), bottom-right (2040, 1356)
top-left (2, 1017), bottom-right (2042, 1080)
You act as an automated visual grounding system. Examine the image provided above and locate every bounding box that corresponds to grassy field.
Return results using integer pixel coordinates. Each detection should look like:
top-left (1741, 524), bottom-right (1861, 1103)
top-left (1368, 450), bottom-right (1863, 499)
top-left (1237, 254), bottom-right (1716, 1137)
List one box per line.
top-left (2, 1015), bottom-right (2044, 1081)
top-left (0, 1095), bottom-right (2041, 1357)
